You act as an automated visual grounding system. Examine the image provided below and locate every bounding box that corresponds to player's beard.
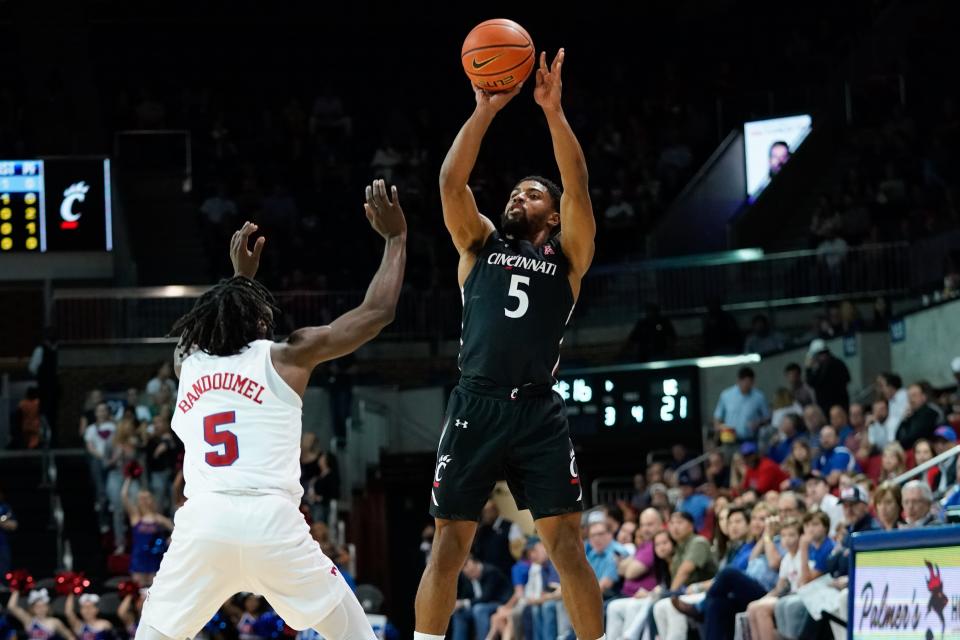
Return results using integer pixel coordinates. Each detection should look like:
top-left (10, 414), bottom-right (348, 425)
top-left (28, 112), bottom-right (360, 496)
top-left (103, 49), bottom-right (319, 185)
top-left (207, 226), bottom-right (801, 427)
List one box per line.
top-left (501, 210), bottom-right (531, 238)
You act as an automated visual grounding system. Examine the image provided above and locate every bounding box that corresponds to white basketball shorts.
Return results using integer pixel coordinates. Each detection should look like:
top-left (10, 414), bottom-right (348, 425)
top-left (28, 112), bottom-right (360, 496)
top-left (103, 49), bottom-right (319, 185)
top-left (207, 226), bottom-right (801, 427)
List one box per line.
top-left (139, 492), bottom-right (349, 639)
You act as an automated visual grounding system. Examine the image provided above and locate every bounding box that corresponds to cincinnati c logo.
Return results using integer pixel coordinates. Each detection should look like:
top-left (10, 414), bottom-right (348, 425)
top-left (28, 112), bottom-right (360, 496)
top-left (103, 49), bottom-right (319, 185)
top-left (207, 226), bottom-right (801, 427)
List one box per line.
top-left (569, 442), bottom-right (582, 502)
top-left (434, 454), bottom-right (452, 484)
top-left (60, 181), bottom-right (90, 230)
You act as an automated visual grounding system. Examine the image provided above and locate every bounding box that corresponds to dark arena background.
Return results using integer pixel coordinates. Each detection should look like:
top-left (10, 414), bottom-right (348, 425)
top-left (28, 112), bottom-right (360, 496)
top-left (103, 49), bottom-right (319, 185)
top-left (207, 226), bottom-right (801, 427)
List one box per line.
top-left (2, 1), bottom-right (960, 639)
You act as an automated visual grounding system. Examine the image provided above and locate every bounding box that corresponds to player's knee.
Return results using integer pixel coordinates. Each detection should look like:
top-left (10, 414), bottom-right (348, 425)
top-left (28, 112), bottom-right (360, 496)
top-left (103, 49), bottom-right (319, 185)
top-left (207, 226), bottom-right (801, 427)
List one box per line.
top-left (135, 625), bottom-right (177, 640)
top-left (428, 521), bottom-right (474, 575)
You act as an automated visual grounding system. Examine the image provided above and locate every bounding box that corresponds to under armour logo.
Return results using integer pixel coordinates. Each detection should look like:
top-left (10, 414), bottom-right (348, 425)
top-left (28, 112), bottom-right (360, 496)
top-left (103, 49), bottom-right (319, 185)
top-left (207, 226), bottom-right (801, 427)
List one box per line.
top-left (330, 567), bottom-right (338, 576)
top-left (544, 244), bottom-right (555, 255)
top-left (455, 419), bottom-right (469, 428)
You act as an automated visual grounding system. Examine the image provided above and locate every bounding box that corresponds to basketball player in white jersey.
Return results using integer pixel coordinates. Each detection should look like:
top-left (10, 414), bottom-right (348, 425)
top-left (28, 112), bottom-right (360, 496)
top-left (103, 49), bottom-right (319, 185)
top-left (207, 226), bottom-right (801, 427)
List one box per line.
top-left (136, 179), bottom-right (406, 640)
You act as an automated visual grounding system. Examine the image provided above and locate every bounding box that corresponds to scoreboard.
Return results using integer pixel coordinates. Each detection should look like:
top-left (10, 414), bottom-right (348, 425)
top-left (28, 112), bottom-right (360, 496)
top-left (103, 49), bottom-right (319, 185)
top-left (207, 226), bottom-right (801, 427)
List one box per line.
top-left (0, 158), bottom-right (112, 253)
top-left (554, 365), bottom-right (701, 449)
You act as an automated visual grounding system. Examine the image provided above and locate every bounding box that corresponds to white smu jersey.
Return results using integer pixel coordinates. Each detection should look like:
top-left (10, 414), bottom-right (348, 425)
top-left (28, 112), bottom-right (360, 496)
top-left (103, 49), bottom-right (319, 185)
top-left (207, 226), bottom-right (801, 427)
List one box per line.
top-left (172, 340), bottom-right (304, 502)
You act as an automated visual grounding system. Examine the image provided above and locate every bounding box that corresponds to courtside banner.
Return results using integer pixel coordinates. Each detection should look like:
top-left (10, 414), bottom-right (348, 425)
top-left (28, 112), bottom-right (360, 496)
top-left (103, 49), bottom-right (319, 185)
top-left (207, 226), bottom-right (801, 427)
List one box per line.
top-left (850, 527), bottom-right (960, 640)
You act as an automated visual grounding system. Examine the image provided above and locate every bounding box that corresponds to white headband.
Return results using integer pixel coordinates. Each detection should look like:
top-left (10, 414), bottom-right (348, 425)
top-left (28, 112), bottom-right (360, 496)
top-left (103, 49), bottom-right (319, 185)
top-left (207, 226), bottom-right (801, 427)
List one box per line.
top-left (28, 589), bottom-right (50, 606)
top-left (78, 594), bottom-right (100, 606)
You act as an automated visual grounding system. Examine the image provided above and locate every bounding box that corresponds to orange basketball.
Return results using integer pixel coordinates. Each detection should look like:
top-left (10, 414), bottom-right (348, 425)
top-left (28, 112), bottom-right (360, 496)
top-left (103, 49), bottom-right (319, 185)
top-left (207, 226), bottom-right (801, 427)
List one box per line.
top-left (461, 19), bottom-right (535, 93)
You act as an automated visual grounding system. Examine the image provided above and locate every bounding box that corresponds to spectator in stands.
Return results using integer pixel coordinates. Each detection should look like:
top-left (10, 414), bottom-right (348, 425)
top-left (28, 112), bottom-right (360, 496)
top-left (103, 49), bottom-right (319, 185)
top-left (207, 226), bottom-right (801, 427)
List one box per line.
top-left (805, 339), bottom-right (850, 417)
top-left (26, 326), bottom-right (59, 433)
top-left (451, 554), bottom-right (512, 640)
top-left (669, 444), bottom-right (702, 485)
top-left (79, 389), bottom-right (106, 435)
top-left (300, 433), bottom-right (321, 492)
top-left (776, 494), bottom-right (802, 526)
top-left (83, 401), bottom-right (116, 532)
top-left (9, 387), bottom-right (42, 450)
top-left (865, 398), bottom-right (891, 449)
top-left (616, 521), bottom-right (638, 556)
top-left (704, 451), bottom-right (730, 490)
top-left (624, 303), bottom-right (677, 362)
top-left (844, 403), bottom-right (870, 461)
top-left (606, 509), bottom-right (662, 639)
top-left (741, 442), bottom-right (788, 494)
top-left (828, 405), bottom-right (853, 443)
top-left (781, 439), bottom-right (812, 490)
top-left (490, 537), bottom-right (560, 640)
top-left (584, 521), bottom-right (623, 599)
top-left (703, 299), bottom-right (742, 355)
top-left (119, 388), bottom-right (152, 425)
top-left (149, 385), bottom-right (175, 420)
top-left (743, 314), bottom-right (785, 355)
top-left (629, 473), bottom-right (648, 512)
top-left (872, 484), bottom-right (904, 531)
top-left (617, 529), bottom-right (678, 640)
top-left (0, 488), bottom-right (16, 576)
top-left (804, 474), bottom-right (844, 536)
top-left (897, 381), bottom-right (944, 448)
top-left (812, 424), bottom-right (858, 487)
top-left (901, 480), bottom-right (939, 528)
top-left (676, 477), bottom-right (711, 531)
top-left (768, 414), bottom-right (804, 465)
top-left (915, 438), bottom-right (934, 468)
top-left (713, 367), bottom-right (770, 442)
top-left (106, 417), bottom-right (143, 553)
top-left (146, 361), bottom-right (177, 398)
top-left (145, 414), bottom-right (179, 515)
top-left (773, 511), bottom-right (836, 639)
top-left (877, 372), bottom-right (909, 444)
top-left (306, 450), bottom-right (341, 525)
top-left (472, 501), bottom-right (524, 579)
top-left (879, 442), bottom-right (907, 482)
top-left (802, 404), bottom-right (827, 439)
top-left (6, 589), bottom-right (74, 640)
top-left (65, 593), bottom-right (113, 640)
top-left (770, 389), bottom-right (802, 433)
top-left (929, 426), bottom-right (958, 493)
top-left (746, 517), bottom-right (803, 639)
top-left (651, 512), bottom-right (718, 640)
top-left (783, 363), bottom-right (816, 408)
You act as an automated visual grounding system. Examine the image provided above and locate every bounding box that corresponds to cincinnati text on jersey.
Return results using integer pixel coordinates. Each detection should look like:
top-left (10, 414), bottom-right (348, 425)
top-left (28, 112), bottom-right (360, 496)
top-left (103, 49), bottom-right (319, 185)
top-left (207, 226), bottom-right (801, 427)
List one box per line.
top-left (177, 372), bottom-right (266, 414)
top-left (486, 252), bottom-right (558, 275)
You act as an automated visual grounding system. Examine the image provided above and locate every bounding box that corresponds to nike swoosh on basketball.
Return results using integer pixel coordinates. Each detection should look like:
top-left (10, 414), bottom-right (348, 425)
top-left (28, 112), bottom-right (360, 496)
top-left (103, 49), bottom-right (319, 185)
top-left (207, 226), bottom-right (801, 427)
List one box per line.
top-left (471, 54), bottom-right (502, 70)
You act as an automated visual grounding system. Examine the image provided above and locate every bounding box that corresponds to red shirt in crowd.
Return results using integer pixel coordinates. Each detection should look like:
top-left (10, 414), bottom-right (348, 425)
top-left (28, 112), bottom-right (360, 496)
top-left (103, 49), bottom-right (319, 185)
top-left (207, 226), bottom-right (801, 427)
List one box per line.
top-left (742, 456), bottom-right (789, 493)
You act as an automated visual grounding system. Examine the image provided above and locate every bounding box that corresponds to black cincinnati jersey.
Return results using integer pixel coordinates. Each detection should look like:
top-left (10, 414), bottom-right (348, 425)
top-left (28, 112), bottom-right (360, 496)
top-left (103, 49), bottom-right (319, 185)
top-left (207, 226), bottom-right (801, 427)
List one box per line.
top-left (458, 230), bottom-right (575, 388)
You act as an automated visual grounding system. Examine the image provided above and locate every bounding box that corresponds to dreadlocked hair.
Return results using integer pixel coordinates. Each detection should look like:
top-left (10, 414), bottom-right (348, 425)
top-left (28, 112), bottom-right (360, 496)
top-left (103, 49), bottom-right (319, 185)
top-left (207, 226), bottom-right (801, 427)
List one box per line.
top-left (169, 276), bottom-right (280, 358)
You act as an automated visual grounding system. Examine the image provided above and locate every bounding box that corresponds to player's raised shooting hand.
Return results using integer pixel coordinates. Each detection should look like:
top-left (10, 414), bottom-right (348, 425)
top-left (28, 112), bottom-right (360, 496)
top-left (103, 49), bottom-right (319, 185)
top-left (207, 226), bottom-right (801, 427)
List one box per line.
top-left (230, 221), bottom-right (265, 279)
top-left (534, 49), bottom-right (564, 113)
top-left (474, 82), bottom-right (523, 117)
top-left (364, 179), bottom-right (406, 240)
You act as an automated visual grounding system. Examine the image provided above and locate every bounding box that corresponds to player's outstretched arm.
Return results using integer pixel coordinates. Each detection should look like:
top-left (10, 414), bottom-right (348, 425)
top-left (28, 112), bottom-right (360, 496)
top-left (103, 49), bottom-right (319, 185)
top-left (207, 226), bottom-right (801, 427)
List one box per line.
top-left (439, 85), bottom-right (523, 254)
top-left (534, 49), bottom-right (595, 278)
top-left (274, 180), bottom-right (406, 393)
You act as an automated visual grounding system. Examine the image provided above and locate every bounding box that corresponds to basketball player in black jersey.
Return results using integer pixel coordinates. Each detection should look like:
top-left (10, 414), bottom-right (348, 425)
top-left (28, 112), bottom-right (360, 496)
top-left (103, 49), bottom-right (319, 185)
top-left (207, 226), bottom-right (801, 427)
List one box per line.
top-left (414, 50), bottom-right (602, 640)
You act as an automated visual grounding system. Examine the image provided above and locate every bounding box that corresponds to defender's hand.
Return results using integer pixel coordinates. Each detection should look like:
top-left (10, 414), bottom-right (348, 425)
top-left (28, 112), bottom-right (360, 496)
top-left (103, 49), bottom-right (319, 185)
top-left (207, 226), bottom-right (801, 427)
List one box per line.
top-left (230, 221), bottom-right (265, 279)
top-left (534, 49), bottom-right (564, 112)
top-left (364, 179), bottom-right (406, 239)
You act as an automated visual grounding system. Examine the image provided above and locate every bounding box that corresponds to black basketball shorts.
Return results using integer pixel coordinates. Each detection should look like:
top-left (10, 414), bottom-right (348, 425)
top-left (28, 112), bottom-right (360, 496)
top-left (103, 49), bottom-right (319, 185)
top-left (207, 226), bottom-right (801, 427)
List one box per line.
top-left (428, 383), bottom-right (583, 522)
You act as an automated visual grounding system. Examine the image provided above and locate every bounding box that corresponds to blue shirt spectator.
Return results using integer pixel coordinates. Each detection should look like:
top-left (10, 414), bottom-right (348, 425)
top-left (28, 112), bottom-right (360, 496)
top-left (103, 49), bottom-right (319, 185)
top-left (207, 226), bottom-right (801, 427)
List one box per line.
top-left (511, 559), bottom-right (530, 588)
top-left (677, 491), bottom-right (712, 531)
top-left (730, 540), bottom-right (756, 571)
top-left (808, 537), bottom-right (835, 573)
top-left (812, 425), bottom-right (858, 476)
top-left (713, 368), bottom-right (770, 440)
top-left (768, 433), bottom-right (802, 465)
top-left (584, 523), bottom-right (620, 589)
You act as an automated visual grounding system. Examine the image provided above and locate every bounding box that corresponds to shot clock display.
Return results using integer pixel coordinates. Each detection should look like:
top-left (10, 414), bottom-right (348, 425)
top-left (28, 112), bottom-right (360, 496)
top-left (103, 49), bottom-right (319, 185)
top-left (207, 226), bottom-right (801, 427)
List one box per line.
top-left (553, 365), bottom-right (701, 448)
top-left (0, 158), bottom-right (112, 253)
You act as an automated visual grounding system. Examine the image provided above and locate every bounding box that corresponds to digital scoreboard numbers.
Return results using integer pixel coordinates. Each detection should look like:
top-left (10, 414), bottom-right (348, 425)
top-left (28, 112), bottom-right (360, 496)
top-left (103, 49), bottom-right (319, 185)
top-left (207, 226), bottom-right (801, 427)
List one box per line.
top-left (0, 161), bottom-right (44, 253)
top-left (0, 158), bottom-right (112, 253)
top-left (553, 366), bottom-right (700, 448)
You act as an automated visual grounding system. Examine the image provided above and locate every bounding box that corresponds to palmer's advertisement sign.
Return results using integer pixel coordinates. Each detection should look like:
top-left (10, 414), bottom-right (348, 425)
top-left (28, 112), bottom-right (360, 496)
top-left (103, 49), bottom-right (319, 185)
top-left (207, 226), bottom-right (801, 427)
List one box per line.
top-left (852, 545), bottom-right (960, 639)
